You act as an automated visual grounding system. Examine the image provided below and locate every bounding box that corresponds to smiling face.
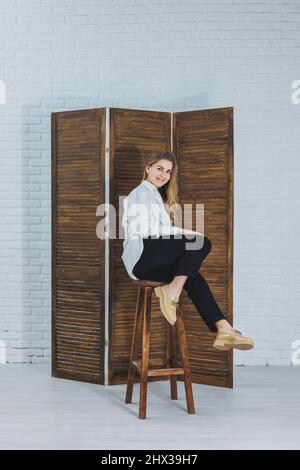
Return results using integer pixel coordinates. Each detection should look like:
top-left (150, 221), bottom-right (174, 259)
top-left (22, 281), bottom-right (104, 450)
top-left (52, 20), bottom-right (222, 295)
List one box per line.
top-left (145, 159), bottom-right (173, 188)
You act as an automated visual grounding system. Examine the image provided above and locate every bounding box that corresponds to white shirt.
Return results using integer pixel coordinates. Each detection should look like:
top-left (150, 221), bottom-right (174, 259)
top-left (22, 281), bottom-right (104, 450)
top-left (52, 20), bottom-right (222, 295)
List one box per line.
top-left (121, 179), bottom-right (179, 280)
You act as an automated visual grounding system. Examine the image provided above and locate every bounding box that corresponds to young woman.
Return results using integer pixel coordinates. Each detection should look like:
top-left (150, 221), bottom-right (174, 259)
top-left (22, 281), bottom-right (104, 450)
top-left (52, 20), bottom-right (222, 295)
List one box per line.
top-left (121, 151), bottom-right (254, 351)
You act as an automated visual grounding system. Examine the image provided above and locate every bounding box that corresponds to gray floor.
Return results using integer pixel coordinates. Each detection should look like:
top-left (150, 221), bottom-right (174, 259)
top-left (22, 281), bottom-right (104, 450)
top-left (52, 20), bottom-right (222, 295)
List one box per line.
top-left (0, 364), bottom-right (299, 450)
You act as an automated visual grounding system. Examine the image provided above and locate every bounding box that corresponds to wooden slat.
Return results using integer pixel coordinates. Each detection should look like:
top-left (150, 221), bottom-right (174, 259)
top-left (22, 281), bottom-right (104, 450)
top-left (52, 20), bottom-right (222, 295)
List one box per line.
top-left (51, 108), bottom-right (106, 384)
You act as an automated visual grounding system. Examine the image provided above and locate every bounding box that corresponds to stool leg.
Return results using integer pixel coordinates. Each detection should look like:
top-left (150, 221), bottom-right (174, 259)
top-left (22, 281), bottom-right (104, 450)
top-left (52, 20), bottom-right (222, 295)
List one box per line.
top-left (125, 285), bottom-right (144, 404)
top-left (176, 303), bottom-right (195, 414)
top-left (167, 323), bottom-right (178, 400)
top-left (139, 287), bottom-right (152, 419)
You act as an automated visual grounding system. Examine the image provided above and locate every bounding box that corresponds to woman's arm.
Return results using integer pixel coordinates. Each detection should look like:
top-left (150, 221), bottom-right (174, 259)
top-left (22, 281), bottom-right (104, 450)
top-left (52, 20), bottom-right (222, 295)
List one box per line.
top-left (173, 226), bottom-right (204, 237)
top-left (122, 190), bottom-right (203, 239)
top-left (123, 191), bottom-right (175, 238)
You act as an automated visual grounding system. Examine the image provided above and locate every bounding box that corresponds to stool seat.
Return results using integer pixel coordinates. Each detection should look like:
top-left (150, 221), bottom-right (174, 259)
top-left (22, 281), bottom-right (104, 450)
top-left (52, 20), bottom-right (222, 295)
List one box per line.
top-left (125, 279), bottom-right (195, 419)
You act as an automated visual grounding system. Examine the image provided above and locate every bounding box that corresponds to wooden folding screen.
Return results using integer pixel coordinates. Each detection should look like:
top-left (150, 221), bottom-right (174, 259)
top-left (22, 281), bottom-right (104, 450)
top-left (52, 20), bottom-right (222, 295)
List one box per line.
top-left (51, 108), bottom-right (106, 384)
top-left (52, 106), bottom-right (233, 388)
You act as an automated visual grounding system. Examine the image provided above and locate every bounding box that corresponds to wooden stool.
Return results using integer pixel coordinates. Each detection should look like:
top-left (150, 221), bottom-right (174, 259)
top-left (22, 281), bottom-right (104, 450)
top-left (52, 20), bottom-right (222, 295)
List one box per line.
top-left (125, 280), bottom-right (195, 419)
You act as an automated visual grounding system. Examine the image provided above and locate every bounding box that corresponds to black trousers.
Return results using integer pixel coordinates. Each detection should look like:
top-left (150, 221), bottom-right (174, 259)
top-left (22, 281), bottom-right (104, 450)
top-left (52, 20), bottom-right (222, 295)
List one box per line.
top-left (132, 234), bottom-right (226, 332)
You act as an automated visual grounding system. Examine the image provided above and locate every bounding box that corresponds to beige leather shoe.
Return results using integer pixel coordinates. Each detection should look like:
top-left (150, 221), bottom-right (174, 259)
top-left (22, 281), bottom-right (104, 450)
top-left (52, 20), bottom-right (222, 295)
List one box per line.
top-left (212, 328), bottom-right (254, 351)
top-left (154, 285), bottom-right (179, 325)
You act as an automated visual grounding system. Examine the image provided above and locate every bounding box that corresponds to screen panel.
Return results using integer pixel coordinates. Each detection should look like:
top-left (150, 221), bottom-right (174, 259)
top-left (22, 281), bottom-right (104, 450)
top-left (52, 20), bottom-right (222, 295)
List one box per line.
top-left (109, 108), bottom-right (172, 385)
top-left (173, 107), bottom-right (234, 388)
top-left (51, 108), bottom-right (106, 384)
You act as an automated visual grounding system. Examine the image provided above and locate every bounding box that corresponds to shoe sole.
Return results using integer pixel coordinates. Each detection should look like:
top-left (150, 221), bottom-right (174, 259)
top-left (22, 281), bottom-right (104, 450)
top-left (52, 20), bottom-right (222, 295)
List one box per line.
top-left (213, 340), bottom-right (254, 351)
top-left (154, 286), bottom-right (177, 325)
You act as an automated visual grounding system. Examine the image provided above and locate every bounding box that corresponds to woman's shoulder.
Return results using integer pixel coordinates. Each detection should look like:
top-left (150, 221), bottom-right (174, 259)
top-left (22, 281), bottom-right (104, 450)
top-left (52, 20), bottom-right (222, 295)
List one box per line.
top-left (126, 183), bottom-right (149, 200)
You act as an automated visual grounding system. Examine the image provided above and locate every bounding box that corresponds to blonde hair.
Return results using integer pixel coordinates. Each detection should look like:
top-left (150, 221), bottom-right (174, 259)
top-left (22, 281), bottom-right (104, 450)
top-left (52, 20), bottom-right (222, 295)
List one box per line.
top-left (142, 151), bottom-right (179, 224)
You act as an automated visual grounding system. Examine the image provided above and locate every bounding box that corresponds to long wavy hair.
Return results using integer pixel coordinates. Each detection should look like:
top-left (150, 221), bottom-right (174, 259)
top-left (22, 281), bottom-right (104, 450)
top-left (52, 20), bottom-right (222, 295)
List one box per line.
top-left (142, 151), bottom-right (179, 224)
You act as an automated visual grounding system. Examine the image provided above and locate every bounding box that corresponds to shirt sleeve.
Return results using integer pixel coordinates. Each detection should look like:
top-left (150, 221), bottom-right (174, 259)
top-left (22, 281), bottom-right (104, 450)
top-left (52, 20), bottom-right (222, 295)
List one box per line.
top-left (158, 198), bottom-right (178, 236)
top-left (160, 221), bottom-right (178, 236)
top-left (122, 191), bottom-right (178, 239)
top-left (122, 191), bottom-right (153, 239)
top-left (159, 207), bottom-right (178, 236)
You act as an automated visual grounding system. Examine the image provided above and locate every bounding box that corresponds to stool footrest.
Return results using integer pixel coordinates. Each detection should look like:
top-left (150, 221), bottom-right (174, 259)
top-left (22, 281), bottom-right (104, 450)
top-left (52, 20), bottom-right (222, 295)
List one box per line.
top-left (132, 360), bottom-right (184, 377)
top-left (148, 368), bottom-right (184, 377)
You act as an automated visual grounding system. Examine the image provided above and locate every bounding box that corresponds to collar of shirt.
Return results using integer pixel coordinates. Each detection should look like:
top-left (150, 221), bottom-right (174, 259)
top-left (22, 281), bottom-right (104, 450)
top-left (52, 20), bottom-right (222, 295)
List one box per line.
top-left (140, 179), bottom-right (158, 193)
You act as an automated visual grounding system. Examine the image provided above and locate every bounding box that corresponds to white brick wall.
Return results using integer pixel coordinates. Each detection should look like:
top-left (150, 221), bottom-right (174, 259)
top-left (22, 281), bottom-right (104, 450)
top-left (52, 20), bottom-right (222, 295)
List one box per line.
top-left (0, 0), bottom-right (299, 366)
